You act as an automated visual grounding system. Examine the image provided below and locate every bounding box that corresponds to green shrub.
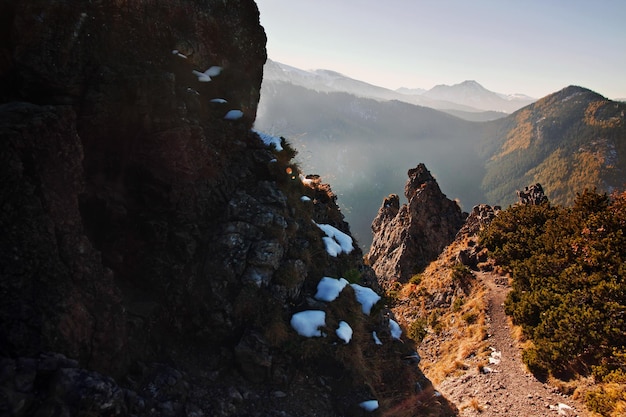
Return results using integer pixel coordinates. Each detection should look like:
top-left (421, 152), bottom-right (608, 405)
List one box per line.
top-left (407, 318), bottom-right (428, 344)
top-left (451, 263), bottom-right (472, 282)
top-left (462, 311), bottom-right (477, 325)
top-left (521, 347), bottom-right (549, 380)
top-left (585, 384), bottom-right (626, 417)
top-left (343, 268), bottom-right (361, 284)
top-left (409, 274), bottom-right (423, 285)
top-left (480, 190), bottom-right (626, 382)
top-left (428, 310), bottom-right (445, 334)
top-left (452, 296), bottom-right (465, 312)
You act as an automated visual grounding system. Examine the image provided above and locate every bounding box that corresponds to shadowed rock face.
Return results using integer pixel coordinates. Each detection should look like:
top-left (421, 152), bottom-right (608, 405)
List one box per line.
top-left (369, 163), bottom-right (467, 288)
top-left (1, 0), bottom-right (267, 375)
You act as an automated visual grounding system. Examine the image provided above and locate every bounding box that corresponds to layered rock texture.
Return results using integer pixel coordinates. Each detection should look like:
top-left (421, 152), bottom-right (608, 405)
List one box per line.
top-left (0, 1), bottom-right (457, 416)
top-left (368, 164), bottom-right (467, 288)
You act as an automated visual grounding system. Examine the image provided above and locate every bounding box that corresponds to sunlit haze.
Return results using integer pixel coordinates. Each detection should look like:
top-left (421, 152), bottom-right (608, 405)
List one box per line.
top-left (256, 0), bottom-right (626, 99)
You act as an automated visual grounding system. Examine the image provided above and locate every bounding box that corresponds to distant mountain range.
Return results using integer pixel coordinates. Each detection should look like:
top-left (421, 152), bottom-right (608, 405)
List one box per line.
top-left (263, 59), bottom-right (536, 116)
top-left (420, 80), bottom-right (536, 113)
top-left (256, 62), bottom-right (626, 249)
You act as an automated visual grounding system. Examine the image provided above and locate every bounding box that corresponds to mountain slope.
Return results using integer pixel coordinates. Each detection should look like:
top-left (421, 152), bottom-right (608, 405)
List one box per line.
top-left (480, 86), bottom-right (626, 206)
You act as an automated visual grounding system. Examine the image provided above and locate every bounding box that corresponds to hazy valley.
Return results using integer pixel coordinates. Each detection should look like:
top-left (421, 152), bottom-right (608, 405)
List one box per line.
top-left (256, 61), bottom-right (626, 248)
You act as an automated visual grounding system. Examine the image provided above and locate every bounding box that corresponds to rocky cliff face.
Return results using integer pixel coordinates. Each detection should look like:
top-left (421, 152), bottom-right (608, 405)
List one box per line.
top-left (368, 164), bottom-right (467, 289)
top-left (2, 0), bottom-right (267, 373)
top-left (0, 2), bottom-right (457, 416)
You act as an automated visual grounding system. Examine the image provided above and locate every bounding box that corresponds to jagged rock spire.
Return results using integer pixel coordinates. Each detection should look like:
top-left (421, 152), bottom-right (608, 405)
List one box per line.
top-left (368, 164), bottom-right (467, 288)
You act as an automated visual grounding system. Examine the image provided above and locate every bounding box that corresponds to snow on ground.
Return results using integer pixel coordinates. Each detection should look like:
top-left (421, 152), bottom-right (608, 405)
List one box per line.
top-left (359, 400), bottom-right (379, 412)
top-left (192, 66), bottom-right (222, 82)
top-left (562, 91), bottom-right (583, 102)
top-left (300, 175), bottom-right (315, 187)
top-left (171, 49), bottom-right (187, 59)
top-left (293, 275), bottom-right (387, 410)
top-left (192, 69), bottom-right (211, 82)
top-left (336, 321), bottom-right (353, 344)
top-left (290, 310), bottom-right (326, 337)
top-left (322, 236), bottom-right (343, 257)
top-left (314, 277), bottom-right (349, 302)
top-left (489, 348), bottom-right (502, 365)
top-left (315, 223), bottom-right (354, 256)
top-left (350, 283), bottom-right (381, 315)
top-left (252, 129), bottom-right (283, 151)
top-left (204, 66), bottom-right (222, 77)
top-left (389, 319), bottom-right (402, 340)
top-left (224, 110), bottom-right (244, 120)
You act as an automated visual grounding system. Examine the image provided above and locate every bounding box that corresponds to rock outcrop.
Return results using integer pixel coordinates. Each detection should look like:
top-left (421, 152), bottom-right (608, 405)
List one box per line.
top-left (368, 164), bottom-right (467, 288)
top-left (455, 204), bottom-right (500, 270)
top-left (517, 183), bottom-right (549, 205)
top-left (0, 2), bottom-right (458, 416)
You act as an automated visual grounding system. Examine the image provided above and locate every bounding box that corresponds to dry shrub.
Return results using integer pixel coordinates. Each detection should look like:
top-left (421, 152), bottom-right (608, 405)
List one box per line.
top-left (399, 282), bottom-right (419, 298)
top-left (425, 347), bottom-right (468, 384)
top-left (613, 400), bottom-right (626, 417)
top-left (421, 283), bottom-right (488, 383)
top-left (476, 362), bottom-right (487, 374)
top-left (510, 321), bottom-right (526, 343)
top-left (457, 325), bottom-right (487, 360)
top-left (461, 397), bottom-right (483, 412)
top-left (263, 318), bottom-right (290, 347)
top-left (546, 375), bottom-right (592, 397)
top-left (584, 382), bottom-right (626, 417)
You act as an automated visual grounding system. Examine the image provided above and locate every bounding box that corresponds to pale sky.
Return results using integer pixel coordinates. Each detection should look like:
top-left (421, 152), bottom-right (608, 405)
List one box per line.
top-left (255, 0), bottom-right (626, 99)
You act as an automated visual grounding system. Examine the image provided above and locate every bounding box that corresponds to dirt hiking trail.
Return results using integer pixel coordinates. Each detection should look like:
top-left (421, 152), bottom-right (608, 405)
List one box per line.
top-left (436, 272), bottom-right (590, 417)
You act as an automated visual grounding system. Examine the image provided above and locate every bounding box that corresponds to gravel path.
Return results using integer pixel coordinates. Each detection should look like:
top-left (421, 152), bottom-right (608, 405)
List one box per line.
top-left (436, 272), bottom-right (589, 417)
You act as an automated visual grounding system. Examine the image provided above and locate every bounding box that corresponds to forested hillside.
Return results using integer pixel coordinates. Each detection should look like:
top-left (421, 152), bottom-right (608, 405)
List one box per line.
top-left (480, 86), bottom-right (626, 207)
